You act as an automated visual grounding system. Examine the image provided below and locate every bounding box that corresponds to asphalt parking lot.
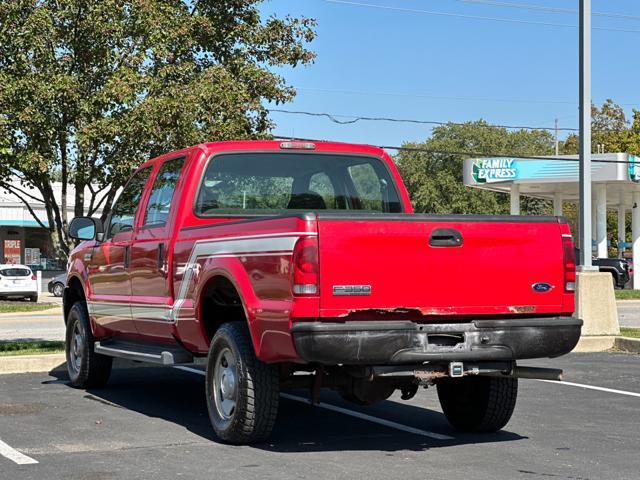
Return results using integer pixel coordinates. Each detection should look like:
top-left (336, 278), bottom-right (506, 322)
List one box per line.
top-left (0, 352), bottom-right (638, 480)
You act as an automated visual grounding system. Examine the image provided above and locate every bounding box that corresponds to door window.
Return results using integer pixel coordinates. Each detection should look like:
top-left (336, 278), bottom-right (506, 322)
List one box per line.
top-left (143, 157), bottom-right (185, 227)
top-left (108, 167), bottom-right (152, 238)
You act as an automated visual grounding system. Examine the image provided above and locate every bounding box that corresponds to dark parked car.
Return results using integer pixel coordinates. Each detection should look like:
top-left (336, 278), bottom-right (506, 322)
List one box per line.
top-left (575, 249), bottom-right (631, 289)
top-left (47, 273), bottom-right (66, 297)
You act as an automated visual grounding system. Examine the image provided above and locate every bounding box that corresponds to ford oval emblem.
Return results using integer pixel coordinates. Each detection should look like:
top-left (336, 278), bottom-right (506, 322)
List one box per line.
top-left (532, 282), bottom-right (553, 293)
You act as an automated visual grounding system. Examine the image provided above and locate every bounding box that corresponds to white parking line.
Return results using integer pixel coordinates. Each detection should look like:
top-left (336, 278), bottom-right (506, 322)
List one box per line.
top-left (0, 439), bottom-right (38, 465)
top-left (538, 379), bottom-right (640, 398)
top-left (173, 365), bottom-right (205, 376)
top-left (172, 366), bottom-right (453, 441)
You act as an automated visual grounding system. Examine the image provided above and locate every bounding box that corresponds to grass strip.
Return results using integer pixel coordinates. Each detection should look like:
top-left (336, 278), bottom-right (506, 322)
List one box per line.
top-left (0, 340), bottom-right (65, 356)
top-left (0, 303), bottom-right (59, 313)
top-left (620, 327), bottom-right (640, 339)
top-left (615, 290), bottom-right (640, 300)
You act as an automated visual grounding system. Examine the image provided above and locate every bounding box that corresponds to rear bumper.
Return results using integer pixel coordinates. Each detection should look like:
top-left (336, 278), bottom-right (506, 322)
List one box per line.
top-left (0, 290), bottom-right (37, 297)
top-left (291, 317), bottom-right (583, 365)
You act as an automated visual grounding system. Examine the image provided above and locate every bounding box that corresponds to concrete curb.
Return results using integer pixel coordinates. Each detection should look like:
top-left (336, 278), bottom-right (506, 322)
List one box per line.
top-left (0, 355), bottom-right (154, 375)
top-left (614, 336), bottom-right (640, 354)
top-left (0, 353), bottom-right (66, 375)
top-left (0, 307), bottom-right (62, 318)
top-left (573, 335), bottom-right (616, 352)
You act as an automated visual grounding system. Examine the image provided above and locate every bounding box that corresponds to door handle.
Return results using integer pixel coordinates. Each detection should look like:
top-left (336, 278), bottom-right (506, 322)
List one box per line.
top-left (124, 245), bottom-right (130, 268)
top-left (429, 228), bottom-right (463, 247)
top-left (157, 243), bottom-right (165, 270)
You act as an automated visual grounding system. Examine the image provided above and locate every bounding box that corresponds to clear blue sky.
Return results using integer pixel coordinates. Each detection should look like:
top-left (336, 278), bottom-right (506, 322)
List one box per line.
top-left (259, 0), bottom-right (640, 148)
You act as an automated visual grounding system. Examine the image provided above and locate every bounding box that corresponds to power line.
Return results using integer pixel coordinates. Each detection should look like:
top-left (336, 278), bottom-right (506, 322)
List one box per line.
top-left (322, 0), bottom-right (640, 34)
top-left (454, 0), bottom-right (640, 22)
top-left (273, 134), bottom-right (639, 165)
top-left (295, 86), bottom-right (640, 108)
top-left (268, 108), bottom-right (581, 131)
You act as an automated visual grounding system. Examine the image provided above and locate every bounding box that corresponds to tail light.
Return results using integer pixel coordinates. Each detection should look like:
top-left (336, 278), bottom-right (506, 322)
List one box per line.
top-left (292, 236), bottom-right (319, 295)
top-left (31, 274), bottom-right (37, 281)
top-left (562, 234), bottom-right (576, 292)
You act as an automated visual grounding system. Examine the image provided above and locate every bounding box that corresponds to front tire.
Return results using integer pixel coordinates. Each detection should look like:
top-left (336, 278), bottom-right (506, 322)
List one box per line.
top-left (205, 322), bottom-right (279, 444)
top-left (53, 283), bottom-right (64, 297)
top-left (437, 376), bottom-right (518, 433)
top-left (65, 302), bottom-right (112, 388)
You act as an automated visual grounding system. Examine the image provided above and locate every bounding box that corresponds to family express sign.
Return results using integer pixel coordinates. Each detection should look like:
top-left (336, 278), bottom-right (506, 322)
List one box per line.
top-left (472, 159), bottom-right (517, 183)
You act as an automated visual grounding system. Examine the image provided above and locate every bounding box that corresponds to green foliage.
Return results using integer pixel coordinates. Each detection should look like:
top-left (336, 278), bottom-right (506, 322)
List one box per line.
top-left (396, 121), bottom-right (554, 214)
top-left (0, 0), bottom-right (316, 256)
top-left (561, 99), bottom-right (640, 155)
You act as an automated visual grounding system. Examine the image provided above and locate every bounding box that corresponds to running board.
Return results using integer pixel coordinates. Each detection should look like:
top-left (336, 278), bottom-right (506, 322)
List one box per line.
top-left (94, 340), bottom-right (194, 365)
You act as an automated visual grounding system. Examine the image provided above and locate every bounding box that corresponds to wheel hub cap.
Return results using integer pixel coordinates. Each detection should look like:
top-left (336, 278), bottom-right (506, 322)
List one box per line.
top-left (69, 322), bottom-right (83, 373)
top-left (221, 370), bottom-right (235, 399)
top-left (212, 348), bottom-right (238, 420)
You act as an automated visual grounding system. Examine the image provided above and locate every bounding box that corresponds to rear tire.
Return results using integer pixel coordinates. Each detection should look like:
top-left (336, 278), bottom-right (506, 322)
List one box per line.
top-left (29, 295), bottom-right (38, 303)
top-left (65, 302), bottom-right (112, 388)
top-left (437, 376), bottom-right (517, 433)
top-left (205, 322), bottom-right (279, 444)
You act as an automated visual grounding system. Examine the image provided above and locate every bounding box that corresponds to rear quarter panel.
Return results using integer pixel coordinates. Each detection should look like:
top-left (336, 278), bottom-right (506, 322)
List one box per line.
top-left (172, 215), bottom-right (317, 360)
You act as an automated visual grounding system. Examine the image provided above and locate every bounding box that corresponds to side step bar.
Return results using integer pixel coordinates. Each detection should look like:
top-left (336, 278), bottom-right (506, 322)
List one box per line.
top-left (94, 340), bottom-right (194, 365)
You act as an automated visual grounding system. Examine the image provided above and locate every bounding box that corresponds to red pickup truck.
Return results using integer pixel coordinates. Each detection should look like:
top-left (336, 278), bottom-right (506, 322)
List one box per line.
top-left (64, 140), bottom-right (582, 444)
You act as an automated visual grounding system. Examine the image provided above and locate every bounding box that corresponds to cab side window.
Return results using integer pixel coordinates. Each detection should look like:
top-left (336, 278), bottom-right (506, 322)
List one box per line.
top-left (143, 157), bottom-right (185, 227)
top-left (108, 167), bottom-right (152, 238)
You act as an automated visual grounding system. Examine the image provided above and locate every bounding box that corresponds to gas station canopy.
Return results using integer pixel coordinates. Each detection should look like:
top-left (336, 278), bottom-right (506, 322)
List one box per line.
top-left (463, 153), bottom-right (640, 289)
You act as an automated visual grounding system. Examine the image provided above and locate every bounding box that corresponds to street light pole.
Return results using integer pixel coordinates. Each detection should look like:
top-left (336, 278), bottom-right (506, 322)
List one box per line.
top-left (578, 0), bottom-right (596, 270)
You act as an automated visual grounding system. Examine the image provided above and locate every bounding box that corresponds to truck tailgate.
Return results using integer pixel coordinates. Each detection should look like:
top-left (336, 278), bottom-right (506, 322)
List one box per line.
top-left (317, 214), bottom-right (569, 318)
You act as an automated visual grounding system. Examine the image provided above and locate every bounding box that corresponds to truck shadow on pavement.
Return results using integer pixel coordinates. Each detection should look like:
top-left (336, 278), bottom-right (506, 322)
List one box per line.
top-left (47, 366), bottom-right (526, 453)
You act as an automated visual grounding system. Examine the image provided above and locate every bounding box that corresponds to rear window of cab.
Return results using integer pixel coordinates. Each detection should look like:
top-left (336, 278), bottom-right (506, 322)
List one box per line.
top-left (194, 153), bottom-right (403, 216)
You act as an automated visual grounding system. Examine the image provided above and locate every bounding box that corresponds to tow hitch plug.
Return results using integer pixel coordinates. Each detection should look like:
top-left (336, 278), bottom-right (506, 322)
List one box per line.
top-left (448, 361), bottom-right (464, 378)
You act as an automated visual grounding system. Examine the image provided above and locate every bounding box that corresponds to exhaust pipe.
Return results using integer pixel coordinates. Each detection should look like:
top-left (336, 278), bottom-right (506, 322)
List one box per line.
top-left (481, 366), bottom-right (564, 381)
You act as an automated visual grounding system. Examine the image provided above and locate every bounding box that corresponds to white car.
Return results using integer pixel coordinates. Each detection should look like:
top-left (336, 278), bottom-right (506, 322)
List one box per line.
top-left (0, 264), bottom-right (38, 302)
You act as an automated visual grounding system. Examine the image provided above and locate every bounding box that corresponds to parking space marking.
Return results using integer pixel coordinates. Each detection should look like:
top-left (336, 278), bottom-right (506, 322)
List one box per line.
top-left (538, 380), bottom-right (640, 398)
top-left (173, 365), bottom-right (205, 376)
top-left (0, 439), bottom-right (38, 465)
top-left (172, 366), bottom-right (454, 441)
top-left (280, 393), bottom-right (454, 440)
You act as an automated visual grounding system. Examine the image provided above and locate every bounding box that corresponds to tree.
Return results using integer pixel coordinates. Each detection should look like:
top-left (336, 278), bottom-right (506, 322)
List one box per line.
top-left (561, 99), bottom-right (635, 154)
top-left (396, 121), bottom-right (554, 215)
top-left (0, 0), bottom-right (316, 257)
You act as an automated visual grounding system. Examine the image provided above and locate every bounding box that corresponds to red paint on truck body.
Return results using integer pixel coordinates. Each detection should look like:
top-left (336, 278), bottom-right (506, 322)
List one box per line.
top-left (67, 140), bottom-right (575, 363)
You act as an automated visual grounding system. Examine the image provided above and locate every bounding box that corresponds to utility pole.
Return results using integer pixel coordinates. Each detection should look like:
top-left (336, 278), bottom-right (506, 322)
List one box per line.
top-left (579, 0), bottom-right (596, 270)
top-left (554, 118), bottom-right (559, 156)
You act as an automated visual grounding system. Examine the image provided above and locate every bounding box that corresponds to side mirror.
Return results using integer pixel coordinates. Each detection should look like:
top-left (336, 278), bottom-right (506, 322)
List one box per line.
top-left (68, 217), bottom-right (104, 241)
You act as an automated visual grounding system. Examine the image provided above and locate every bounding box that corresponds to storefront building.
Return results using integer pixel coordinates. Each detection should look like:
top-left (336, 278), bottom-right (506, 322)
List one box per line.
top-left (0, 179), bottom-right (103, 272)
